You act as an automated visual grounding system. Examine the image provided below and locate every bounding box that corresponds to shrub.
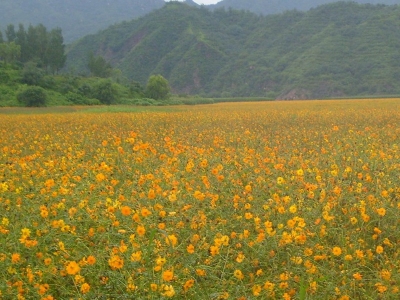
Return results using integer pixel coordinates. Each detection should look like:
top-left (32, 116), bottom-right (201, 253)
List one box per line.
top-left (145, 75), bottom-right (170, 100)
top-left (20, 63), bottom-right (45, 86)
top-left (17, 86), bottom-right (48, 107)
top-left (93, 80), bottom-right (118, 105)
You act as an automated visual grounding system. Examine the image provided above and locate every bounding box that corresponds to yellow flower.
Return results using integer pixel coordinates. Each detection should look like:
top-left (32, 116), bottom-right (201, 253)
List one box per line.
top-left (108, 255), bottom-right (124, 270)
top-left (209, 245), bottom-right (219, 256)
top-left (130, 251), bottom-right (142, 262)
top-left (120, 206), bottom-right (131, 216)
top-left (161, 284), bottom-right (175, 297)
top-left (187, 244), bottom-right (195, 254)
top-left (66, 261), bottom-right (80, 275)
top-left (236, 252), bottom-right (245, 263)
top-left (11, 253), bottom-right (21, 264)
top-left (162, 270), bottom-right (174, 282)
top-left (233, 269), bottom-right (244, 280)
top-left (376, 245), bottom-right (384, 254)
top-left (196, 269), bottom-right (206, 276)
top-left (165, 234), bottom-right (178, 247)
top-left (80, 283), bottom-right (90, 294)
top-left (136, 225), bottom-right (146, 236)
top-left (252, 284), bottom-right (262, 296)
top-left (332, 246), bottom-right (342, 256)
top-left (87, 255), bottom-right (96, 265)
top-left (183, 279), bottom-right (195, 292)
top-left (376, 208), bottom-right (386, 217)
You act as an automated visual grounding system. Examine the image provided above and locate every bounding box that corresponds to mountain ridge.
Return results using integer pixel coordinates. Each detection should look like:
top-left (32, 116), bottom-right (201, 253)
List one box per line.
top-left (65, 2), bottom-right (400, 99)
top-left (1, 0), bottom-right (398, 43)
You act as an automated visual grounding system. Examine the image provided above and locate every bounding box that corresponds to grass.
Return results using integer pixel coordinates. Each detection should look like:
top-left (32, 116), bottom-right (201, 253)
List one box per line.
top-left (0, 99), bottom-right (399, 299)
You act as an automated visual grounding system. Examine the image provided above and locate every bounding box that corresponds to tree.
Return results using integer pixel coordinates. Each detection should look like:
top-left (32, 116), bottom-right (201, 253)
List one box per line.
top-left (17, 86), bottom-right (47, 107)
top-left (26, 24), bottom-right (48, 65)
top-left (88, 52), bottom-right (112, 77)
top-left (20, 62), bottom-right (45, 85)
top-left (0, 31), bottom-right (4, 44)
top-left (145, 75), bottom-right (170, 100)
top-left (15, 24), bottom-right (28, 62)
top-left (5, 24), bottom-right (16, 42)
top-left (0, 42), bottom-right (21, 66)
top-left (93, 80), bottom-right (118, 104)
top-left (46, 28), bottom-right (66, 73)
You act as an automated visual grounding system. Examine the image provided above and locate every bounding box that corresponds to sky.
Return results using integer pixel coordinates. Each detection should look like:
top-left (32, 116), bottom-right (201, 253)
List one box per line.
top-left (193, 0), bottom-right (221, 3)
top-left (167, 0), bottom-right (221, 4)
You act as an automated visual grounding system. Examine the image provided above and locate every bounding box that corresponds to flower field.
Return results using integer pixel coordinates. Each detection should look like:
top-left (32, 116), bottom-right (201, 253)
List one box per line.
top-left (0, 100), bottom-right (399, 299)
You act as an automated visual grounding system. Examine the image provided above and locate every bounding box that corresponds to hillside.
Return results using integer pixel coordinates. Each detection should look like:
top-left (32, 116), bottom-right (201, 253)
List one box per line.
top-left (66, 2), bottom-right (400, 98)
top-left (1, 1), bottom-right (398, 43)
top-left (211, 0), bottom-right (399, 15)
top-left (0, 0), bottom-right (164, 43)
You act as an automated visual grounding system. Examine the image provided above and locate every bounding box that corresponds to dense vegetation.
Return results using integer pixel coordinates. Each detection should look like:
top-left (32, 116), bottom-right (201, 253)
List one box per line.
top-left (0, 23), bottom-right (193, 107)
top-left (66, 2), bottom-right (400, 99)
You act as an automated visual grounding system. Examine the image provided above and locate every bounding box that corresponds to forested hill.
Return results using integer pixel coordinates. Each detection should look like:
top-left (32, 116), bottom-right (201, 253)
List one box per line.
top-left (1, 0), bottom-right (398, 43)
top-left (0, 0), bottom-right (164, 43)
top-left (210, 0), bottom-right (399, 15)
top-left (66, 2), bottom-right (400, 99)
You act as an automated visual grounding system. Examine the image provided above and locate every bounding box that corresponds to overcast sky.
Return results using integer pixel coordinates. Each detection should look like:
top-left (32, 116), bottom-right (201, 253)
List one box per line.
top-left (194, 0), bottom-right (220, 3)
top-left (167, 0), bottom-right (221, 4)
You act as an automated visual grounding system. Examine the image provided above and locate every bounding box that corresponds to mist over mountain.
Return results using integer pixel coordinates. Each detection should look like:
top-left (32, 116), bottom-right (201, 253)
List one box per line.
top-left (210, 0), bottom-right (399, 15)
top-left (65, 1), bottom-right (400, 99)
top-left (0, 0), bottom-right (164, 43)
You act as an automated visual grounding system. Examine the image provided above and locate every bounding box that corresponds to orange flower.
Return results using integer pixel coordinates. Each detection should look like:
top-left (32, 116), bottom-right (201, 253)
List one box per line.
top-left (376, 208), bottom-right (386, 217)
top-left (162, 270), bottom-right (174, 282)
top-left (183, 279), bottom-right (195, 292)
top-left (80, 283), bottom-right (90, 294)
top-left (136, 225), bottom-right (146, 236)
top-left (165, 234), bottom-right (178, 247)
top-left (108, 255), bottom-right (124, 270)
top-left (332, 246), bottom-right (342, 256)
top-left (66, 261), bottom-right (81, 275)
top-left (233, 269), bottom-right (244, 280)
top-left (187, 244), bottom-right (195, 254)
top-left (209, 245), bottom-right (219, 256)
top-left (120, 206), bottom-right (132, 216)
top-left (87, 255), bottom-right (96, 265)
top-left (11, 253), bottom-right (21, 264)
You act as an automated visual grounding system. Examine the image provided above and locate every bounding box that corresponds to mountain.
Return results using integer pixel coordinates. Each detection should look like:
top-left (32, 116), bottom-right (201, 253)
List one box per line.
top-left (66, 2), bottom-right (400, 99)
top-left (210, 0), bottom-right (399, 15)
top-left (0, 0), bottom-right (164, 43)
top-left (1, 0), bottom-right (398, 43)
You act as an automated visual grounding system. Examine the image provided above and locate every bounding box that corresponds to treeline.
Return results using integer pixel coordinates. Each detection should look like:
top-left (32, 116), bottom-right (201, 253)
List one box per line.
top-left (0, 24), bottom-right (66, 73)
top-left (0, 23), bottom-right (196, 107)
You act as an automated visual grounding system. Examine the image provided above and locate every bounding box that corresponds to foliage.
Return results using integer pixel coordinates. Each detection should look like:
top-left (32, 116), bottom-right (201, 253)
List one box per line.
top-left (87, 52), bottom-right (113, 78)
top-left (0, 100), bottom-right (399, 298)
top-left (20, 62), bottom-right (45, 86)
top-left (65, 2), bottom-right (400, 98)
top-left (16, 85), bottom-right (48, 107)
top-left (93, 79), bottom-right (118, 104)
top-left (0, 42), bottom-right (21, 65)
top-left (145, 74), bottom-right (170, 100)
